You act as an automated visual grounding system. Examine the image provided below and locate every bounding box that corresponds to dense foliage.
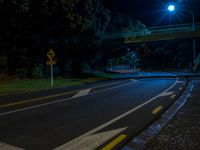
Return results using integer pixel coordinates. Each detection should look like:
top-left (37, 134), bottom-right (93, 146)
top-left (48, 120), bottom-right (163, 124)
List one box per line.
top-left (134, 42), bottom-right (193, 70)
top-left (0, 0), bottom-right (110, 77)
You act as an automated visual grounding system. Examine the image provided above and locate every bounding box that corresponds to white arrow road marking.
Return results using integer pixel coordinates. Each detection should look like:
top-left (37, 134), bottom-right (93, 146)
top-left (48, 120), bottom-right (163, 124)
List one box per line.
top-left (0, 142), bottom-right (24, 150)
top-left (177, 81), bottom-right (184, 83)
top-left (73, 89), bottom-right (91, 98)
top-left (55, 127), bottom-right (127, 150)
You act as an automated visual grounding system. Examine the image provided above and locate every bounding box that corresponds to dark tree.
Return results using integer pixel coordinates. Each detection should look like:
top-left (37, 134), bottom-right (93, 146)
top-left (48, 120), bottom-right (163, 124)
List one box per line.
top-left (0, 0), bottom-right (110, 77)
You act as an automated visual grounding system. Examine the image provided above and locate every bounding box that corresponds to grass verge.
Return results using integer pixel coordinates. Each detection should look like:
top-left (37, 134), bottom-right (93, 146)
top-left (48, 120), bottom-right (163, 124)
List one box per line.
top-left (0, 77), bottom-right (107, 95)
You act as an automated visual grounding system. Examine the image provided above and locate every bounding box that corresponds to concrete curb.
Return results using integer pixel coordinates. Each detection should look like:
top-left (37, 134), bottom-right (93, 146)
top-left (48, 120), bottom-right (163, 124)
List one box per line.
top-left (121, 81), bottom-right (194, 150)
top-left (111, 74), bottom-right (200, 80)
top-left (0, 142), bottom-right (24, 150)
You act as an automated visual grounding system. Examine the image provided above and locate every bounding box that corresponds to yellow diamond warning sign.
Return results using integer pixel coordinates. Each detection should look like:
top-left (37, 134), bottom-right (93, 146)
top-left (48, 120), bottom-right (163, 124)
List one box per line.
top-left (47, 49), bottom-right (55, 61)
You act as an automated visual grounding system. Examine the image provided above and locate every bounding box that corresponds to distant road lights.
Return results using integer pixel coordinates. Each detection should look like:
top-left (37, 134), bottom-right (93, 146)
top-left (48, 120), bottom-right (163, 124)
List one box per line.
top-left (168, 5), bottom-right (175, 12)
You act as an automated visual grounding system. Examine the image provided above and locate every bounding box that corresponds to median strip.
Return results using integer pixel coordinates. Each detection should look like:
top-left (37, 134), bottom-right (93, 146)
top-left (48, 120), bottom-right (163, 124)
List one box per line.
top-left (0, 81), bottom-right (126, 109)
top-left (101, 134), bottom-right (127, 150)
top-left (0, 90), bottom-right (77, 109)
top-left (0, 81), bottom-right (135, 116)
top-left (152, 106), bottom-right (163, 114)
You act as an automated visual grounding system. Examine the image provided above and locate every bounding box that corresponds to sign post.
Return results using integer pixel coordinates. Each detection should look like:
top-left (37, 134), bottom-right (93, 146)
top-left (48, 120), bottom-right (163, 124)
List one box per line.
top-left (50, 64), bottom-right (53, 87)
top-left (46, 49), bottom-right (56, 87)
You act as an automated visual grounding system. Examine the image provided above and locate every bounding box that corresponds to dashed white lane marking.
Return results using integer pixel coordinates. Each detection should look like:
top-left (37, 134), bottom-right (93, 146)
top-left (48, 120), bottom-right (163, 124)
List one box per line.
top-left (0, 142), bottom-right (24, 150)
top-left (72, 89), bottom-right (91, 98)
top-left (54, 79), bottom-right (178, 150)
top-left (159, 91), bottom-right (174, 97)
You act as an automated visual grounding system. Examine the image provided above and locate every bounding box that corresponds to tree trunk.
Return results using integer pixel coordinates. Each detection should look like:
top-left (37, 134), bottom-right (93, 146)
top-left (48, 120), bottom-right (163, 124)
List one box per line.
top-left (71, 53), bottom-right (82, 78)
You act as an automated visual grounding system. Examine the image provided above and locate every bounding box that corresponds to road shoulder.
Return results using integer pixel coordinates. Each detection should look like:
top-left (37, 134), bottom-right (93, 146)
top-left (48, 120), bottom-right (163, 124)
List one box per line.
top-left (122, 79), bottom-right (198, 150)
top-left (145, 80), bottom-right (200, 150)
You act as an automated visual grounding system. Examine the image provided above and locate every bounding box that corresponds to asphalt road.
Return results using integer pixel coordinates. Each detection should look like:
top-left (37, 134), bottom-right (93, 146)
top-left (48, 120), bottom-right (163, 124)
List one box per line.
top-left (0, 78), bottom-right (187, 150)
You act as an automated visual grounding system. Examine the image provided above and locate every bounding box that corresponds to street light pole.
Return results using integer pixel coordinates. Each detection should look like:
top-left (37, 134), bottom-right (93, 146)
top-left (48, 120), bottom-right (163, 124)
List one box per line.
top-left (168, 5), bottom-right (196, 66)
top-left (187, 10), bottom-right (196, 65)
top-left (187, 10), bottom-right (195, 30)
top-left (185, 10), bottom-right (196, 67)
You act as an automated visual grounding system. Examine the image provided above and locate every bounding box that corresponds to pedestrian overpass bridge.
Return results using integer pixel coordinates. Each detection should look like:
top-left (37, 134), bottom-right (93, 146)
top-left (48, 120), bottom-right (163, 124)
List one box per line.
top-left (103, 23), bottom-right (200, 72)
top-left (103, 23), bottom-right (200, 44)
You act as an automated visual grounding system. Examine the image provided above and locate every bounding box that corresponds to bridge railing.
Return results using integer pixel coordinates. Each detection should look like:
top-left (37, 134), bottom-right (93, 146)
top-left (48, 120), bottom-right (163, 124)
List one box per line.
top-left (148, 23), bottom-right (200, 30)
top-left (104, 23), bottom-right (200, 39)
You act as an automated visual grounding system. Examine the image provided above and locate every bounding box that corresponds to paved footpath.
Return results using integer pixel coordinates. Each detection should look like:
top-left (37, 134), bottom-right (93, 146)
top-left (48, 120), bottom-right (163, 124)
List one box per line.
top-left (145, 80), bottom-right (200, 150)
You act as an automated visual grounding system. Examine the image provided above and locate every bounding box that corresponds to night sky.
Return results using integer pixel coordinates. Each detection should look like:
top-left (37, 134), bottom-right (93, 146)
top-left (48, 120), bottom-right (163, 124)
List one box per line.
top-left (103, 0), bottom-right (200, 27)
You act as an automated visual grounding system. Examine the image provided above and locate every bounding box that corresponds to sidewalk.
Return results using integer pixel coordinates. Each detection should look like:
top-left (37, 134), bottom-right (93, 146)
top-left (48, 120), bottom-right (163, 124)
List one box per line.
top-left (145, 80), bottom-right (200, 150)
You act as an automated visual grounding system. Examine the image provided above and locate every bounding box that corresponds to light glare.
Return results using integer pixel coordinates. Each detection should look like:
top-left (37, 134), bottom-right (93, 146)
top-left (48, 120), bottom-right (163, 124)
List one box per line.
top-left (168, 5), bottom-right (175, 11)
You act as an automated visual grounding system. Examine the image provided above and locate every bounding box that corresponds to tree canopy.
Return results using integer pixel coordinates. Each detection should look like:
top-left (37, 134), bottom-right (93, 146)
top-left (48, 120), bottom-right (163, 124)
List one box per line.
top-left (0, 0), bottom-right (110, 77)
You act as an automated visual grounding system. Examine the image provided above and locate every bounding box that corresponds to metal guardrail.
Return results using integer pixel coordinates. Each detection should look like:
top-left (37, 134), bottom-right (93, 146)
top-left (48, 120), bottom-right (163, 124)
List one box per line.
top-left (104, 23), bottom-right (200, 39)
top-left (193, 53), bottom-right (200, 72)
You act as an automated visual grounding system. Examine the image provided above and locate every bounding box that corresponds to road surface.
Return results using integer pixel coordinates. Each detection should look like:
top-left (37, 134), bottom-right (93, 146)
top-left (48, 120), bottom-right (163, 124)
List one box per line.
top-left (0, 77), bottom-right (187, 150)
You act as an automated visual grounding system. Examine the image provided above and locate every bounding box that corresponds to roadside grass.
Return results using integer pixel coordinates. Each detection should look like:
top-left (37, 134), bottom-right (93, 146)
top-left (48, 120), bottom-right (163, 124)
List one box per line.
top-left (92, 71), bottom-right (120, 79)
top-left (0, 71), bottom-right (121, 95)
top-left (0, 77), bottom-right (107, 95)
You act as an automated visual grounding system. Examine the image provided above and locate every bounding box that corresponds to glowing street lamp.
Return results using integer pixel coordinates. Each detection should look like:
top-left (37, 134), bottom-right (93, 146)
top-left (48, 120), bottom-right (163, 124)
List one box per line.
top-left (167, 4), bottom-right (196, 66)
top-left (167, 4), bottom-right (194, 30)
top-left (168, 5), bottom-right (175, 12)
